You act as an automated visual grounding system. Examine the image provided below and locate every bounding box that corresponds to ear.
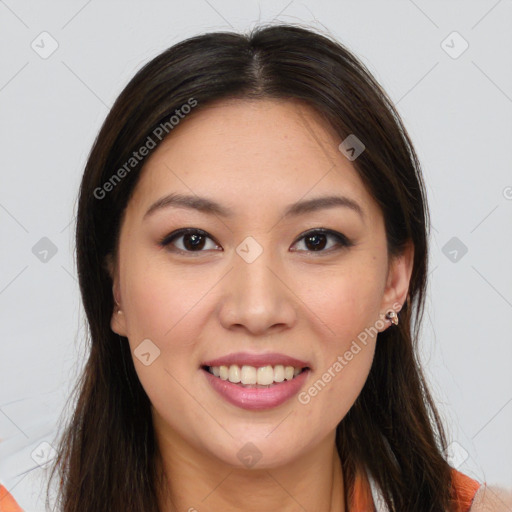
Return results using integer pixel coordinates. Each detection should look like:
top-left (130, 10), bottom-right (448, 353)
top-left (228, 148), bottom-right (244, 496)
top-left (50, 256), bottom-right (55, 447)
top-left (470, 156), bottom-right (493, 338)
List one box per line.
top-left (105, 253), bottom-right (128, 337)
top-left (378, 240), bottom-right (414, 330)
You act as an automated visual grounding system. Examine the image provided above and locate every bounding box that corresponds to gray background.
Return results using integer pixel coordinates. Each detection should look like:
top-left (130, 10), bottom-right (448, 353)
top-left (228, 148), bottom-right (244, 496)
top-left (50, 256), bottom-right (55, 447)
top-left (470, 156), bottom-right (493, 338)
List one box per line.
top-left (0, 1), bottom-right (511, 510)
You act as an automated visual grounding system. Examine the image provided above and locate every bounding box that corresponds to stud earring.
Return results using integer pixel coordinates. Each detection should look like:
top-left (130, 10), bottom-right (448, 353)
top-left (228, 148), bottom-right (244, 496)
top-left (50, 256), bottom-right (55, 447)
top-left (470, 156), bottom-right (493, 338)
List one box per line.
top-left (385, 309), bottom-right (399, 326)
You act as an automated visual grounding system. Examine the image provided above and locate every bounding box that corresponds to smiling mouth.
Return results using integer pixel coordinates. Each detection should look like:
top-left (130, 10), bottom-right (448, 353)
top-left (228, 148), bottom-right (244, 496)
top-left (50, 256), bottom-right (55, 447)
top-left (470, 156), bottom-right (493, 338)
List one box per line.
top-left (202, 364), bottom-right (310, 388)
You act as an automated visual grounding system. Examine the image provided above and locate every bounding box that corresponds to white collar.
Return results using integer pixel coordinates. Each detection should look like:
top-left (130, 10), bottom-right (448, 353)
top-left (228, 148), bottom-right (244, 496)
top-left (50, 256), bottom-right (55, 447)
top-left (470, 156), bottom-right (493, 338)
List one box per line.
top-left (367, 471), bottom-right (390, 512)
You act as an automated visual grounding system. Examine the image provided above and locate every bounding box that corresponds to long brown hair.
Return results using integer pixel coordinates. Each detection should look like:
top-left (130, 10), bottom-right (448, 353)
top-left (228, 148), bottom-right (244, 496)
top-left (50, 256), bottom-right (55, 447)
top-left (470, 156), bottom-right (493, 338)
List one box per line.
top-left (47, 23), bottom-right (456, 511)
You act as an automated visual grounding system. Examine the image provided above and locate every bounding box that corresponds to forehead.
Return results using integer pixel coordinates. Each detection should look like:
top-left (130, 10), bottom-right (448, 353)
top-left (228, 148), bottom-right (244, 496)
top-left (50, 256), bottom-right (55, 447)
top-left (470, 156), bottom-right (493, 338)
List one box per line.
top-left (144, 98), bottom-right (341, 172)
top-left (126, 98), bottom-right (380, 222)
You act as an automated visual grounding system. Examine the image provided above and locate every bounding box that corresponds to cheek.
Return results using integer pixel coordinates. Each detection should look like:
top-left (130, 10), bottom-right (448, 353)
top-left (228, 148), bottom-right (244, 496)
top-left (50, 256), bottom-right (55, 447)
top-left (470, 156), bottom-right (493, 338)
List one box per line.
top-left (302, 261), bottom-right (385, 343)
top-left (120, 259), bottom-right (213, 400)
top-left (122, 257), bottom-right (215, 342)
top-left (120, 260), bottom-right (212, 432)
top-left (294, 262), bottom-right (383, 424)
top-left (295, 323), bottom-right (376, 446)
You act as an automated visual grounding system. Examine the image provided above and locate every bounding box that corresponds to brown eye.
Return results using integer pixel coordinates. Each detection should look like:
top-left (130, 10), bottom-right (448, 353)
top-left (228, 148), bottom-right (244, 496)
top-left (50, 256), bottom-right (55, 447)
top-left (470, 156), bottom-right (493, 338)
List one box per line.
top-left (291, 229), bottom-right (353, 253)
top-left (160, 227), bottom-right (353, 256)
top-left (160, 228), bottom-right (221, 253)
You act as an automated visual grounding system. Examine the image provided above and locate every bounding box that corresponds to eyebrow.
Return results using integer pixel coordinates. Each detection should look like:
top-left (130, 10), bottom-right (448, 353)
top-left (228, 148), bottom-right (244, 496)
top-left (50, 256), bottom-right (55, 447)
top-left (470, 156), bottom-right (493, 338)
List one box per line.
top-left (143, 193), bottom-right (365, 221)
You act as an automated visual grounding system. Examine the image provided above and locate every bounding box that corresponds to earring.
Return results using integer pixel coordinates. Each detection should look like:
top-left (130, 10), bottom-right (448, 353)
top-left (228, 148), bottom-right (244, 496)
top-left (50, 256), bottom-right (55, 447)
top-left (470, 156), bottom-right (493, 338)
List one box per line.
top-left (385, 309), bottom-right (399, 326)
top-left (115, 300), bottom-right (122, 315)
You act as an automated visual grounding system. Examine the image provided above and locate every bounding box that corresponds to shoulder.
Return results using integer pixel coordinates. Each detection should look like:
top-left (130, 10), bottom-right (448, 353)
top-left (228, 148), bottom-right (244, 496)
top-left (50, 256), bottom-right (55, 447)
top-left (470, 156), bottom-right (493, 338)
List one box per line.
top-left (469, 484), bottom-right (512, 512)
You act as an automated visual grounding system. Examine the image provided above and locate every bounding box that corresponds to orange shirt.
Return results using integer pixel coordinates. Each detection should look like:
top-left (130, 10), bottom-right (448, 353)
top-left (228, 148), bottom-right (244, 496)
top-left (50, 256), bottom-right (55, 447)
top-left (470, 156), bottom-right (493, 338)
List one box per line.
top-left (349, 466), bottom-right (482, 511)
top-left (0, 484), bottom-right (23, 512)
top-left (0, 468), bottom-right (481, 511)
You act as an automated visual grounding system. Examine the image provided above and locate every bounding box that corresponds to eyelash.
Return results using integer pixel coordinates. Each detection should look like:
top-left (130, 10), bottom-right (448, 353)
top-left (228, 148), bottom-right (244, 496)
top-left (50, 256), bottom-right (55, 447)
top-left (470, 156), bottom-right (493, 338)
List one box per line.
top-left (158, 228), bottom-right (354, 256)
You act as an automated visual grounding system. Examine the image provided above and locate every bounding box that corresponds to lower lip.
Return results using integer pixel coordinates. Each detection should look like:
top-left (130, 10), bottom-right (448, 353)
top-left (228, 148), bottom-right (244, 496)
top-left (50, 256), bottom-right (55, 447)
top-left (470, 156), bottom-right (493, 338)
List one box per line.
top-left (202, 368), bottom-right (310, 411)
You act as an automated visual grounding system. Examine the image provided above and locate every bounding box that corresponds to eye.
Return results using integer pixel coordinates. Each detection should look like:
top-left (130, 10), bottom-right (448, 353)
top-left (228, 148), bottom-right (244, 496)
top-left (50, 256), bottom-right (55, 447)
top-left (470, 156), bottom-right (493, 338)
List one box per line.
top-left (291, 228), bottom-right (353, 254)
top-left (160, 227), bottom-right (353, 255)
top-left (159, 228), bottom-right (221, 255)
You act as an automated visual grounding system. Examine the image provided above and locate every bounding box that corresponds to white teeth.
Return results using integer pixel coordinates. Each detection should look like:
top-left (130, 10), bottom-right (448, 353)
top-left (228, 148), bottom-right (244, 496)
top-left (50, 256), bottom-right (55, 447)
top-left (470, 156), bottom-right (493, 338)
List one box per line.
top-left (219, 365), bottom-right (229, 380)
top-left (228, 364), bottom-right (241, 383)
top-left (257, 365), bottom-right (274, 385)
top-left (241, 365), bottom-right (257, 385)
top-left (274, 365), bottom-right (285, 382)
top-left (207, 364), bottom-right (305, 385)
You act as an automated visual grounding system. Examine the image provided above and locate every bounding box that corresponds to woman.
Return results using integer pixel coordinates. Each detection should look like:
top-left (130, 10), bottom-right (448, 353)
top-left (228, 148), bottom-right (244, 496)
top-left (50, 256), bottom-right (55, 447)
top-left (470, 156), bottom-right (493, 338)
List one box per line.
top-left (35, 24), bottom-right (509, 511)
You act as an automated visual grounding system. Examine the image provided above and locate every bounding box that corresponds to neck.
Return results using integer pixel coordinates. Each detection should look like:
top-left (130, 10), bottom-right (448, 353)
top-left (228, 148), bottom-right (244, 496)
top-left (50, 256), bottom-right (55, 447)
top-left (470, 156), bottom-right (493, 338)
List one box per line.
top-left (154, 424), bottom-right (346, 512)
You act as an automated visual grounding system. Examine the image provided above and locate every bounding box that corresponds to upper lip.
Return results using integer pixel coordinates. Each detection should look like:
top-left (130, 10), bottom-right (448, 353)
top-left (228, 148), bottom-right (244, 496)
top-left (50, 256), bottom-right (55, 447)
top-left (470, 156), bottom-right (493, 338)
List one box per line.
top-left (202, 352), bottom-right (311, 369)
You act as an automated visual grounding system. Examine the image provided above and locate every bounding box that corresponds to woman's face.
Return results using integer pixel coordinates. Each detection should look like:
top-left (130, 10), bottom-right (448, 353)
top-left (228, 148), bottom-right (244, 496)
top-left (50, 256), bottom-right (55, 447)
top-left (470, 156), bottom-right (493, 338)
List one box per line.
top-left (109, 98), bottom-right (412, 469)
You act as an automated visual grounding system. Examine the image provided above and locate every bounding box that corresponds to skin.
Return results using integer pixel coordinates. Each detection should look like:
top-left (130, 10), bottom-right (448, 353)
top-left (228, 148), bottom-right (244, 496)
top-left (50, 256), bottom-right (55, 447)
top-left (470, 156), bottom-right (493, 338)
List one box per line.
top-left (470, 486), bottom-right (512, 512)
top-left (108, 98), bottom-right (414, 512)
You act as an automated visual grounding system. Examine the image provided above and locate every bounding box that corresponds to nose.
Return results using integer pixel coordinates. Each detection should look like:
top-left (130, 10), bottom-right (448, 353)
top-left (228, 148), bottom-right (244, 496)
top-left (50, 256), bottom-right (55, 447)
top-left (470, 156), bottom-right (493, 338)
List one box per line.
top-left (217, 247), bottom-right (298, 336)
